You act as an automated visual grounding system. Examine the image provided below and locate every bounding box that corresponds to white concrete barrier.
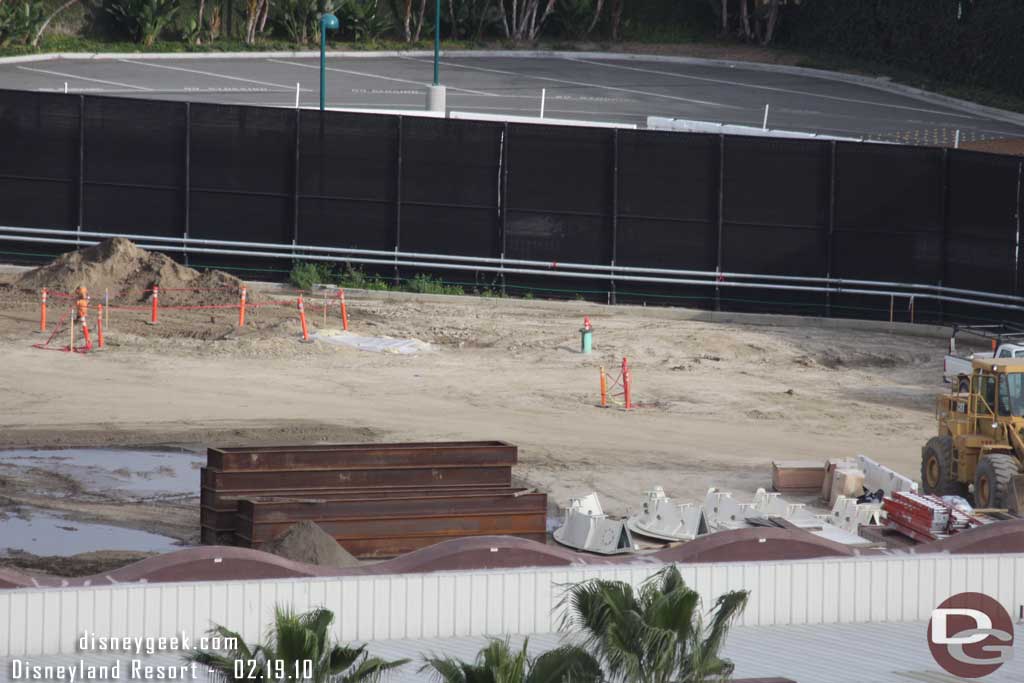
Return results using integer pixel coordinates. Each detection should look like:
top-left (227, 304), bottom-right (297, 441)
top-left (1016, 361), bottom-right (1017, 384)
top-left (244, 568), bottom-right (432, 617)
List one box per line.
top-left (450, 111), bottom-right (636, 129)
top-left (646, 116), bottom-right (874, 142)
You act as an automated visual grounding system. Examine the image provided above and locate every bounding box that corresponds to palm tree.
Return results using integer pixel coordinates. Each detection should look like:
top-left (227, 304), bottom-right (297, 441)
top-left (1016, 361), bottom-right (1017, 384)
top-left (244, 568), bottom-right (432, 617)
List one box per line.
top-left (560, 566), bottom-right (749, 683)
top-left (419, 636), bottom-right (602, 683)
top-left (186, 606), bottom-right (408, 682)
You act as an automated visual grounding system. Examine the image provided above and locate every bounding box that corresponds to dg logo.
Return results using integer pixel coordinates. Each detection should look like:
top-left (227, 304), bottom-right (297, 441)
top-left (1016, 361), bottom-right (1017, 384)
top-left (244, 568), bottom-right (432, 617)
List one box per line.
top-left (928, 592), bottom-right (1015, 678)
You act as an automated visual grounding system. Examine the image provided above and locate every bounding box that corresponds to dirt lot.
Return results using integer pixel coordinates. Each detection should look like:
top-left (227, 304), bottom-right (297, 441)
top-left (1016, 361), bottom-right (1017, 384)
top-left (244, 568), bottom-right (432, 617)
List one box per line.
top-left (0, 265), bottom-right (962, 575)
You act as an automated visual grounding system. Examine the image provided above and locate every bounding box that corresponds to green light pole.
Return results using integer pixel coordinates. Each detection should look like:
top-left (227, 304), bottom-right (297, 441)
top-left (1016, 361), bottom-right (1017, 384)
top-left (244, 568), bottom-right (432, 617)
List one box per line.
top-left (319, 13), bottom-right (339, 111)
top-left (433, 0), bottom-right (440, 86)
top-left (426, 0), bottom-right (445, 111)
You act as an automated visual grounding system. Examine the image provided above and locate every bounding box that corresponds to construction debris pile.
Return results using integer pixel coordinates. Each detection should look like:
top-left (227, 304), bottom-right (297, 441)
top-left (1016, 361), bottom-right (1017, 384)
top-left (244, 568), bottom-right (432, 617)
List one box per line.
top-left (200, 441), bottom-right (547, 559)
top-left (554, 453), bottom-right (1016, 555)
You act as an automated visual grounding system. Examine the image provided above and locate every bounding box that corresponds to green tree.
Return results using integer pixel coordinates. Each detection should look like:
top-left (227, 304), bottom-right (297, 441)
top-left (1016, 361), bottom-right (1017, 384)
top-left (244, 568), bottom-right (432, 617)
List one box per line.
top-left (104, 0), bottom-right (179, 46)
top-left (186, 606), bottom-right (409, 682)
top-left (0, 0), bottom-right (47, 47)
top-left (561, 566), bottom-right (749, 683)
top-left (420, 636), bottom-right (603, 683)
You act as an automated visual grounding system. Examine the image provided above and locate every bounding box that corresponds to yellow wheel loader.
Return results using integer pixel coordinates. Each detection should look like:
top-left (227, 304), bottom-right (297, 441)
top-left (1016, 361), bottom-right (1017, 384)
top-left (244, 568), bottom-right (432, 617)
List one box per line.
top-left (923, 358), bottom-right (1024, 511)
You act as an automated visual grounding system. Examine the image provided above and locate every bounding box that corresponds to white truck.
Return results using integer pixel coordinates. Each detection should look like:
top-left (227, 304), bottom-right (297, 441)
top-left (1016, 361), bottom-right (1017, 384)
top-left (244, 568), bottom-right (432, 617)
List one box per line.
top-left (944, 333), bottom-right (1024, 390)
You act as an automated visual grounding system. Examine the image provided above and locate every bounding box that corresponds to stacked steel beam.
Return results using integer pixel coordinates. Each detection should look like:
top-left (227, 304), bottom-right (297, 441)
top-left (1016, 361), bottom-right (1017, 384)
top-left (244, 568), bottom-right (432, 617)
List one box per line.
top-left (199, 441), bottom-right (546, 558)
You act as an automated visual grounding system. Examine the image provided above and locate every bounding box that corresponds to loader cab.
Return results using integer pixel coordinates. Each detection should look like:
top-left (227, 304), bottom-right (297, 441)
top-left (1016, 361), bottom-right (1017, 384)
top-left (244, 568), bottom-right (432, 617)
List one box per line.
top-left (959, 359), bottom-right (1024, 434)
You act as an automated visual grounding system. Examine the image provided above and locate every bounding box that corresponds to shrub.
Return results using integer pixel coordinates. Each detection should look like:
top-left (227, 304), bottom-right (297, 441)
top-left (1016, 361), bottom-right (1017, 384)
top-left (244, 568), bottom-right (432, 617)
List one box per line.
top-left (405, 273), bottom-right (464, 296)
top-left (273, 0), bottom-right (333, 45)
top-left (338, 0), bottom-right (390, 42)
top-left (289, 261), bottom-right (336, 290)
top-left (103, 0), bottom-right (178, 46)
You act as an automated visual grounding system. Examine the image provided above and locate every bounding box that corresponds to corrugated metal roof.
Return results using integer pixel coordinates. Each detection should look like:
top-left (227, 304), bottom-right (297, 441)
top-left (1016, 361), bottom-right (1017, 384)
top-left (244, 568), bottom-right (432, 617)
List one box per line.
top-left (1, 622), bottom-right (1020, 682)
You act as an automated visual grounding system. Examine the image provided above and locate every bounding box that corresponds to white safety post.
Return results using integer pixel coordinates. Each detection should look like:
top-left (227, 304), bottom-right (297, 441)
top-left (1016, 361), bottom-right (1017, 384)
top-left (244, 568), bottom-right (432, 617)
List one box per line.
top-left (295, 82), bottom-right (301, 109)
top-left (64, 82), bottom-right (68, 94)
top-left (762, 104), bottom-right (770, 130)
top-left (540, 88), bottom-right (546, 119)
top-left (955, 129), bottom-right (961, 149)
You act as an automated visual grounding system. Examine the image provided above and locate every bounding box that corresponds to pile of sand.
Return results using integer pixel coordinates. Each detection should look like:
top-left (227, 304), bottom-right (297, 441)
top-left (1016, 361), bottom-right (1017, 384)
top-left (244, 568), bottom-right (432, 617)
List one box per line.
top-left (260, 521), bottom-right (359, 568)
top-left (14, 238), bottom-right (243, 306)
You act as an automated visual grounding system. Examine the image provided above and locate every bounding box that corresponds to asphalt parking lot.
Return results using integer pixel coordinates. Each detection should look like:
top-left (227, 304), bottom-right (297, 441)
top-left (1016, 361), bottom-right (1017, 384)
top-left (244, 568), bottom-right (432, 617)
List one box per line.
top-left (2, 52), bottom-right (1023, 144)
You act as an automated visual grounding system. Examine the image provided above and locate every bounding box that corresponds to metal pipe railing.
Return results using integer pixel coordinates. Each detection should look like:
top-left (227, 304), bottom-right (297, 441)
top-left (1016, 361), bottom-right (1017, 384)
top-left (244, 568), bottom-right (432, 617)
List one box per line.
top-left (2, 224), bottom-right (1021, 305)
top-left (4, 232), bottom-right (1024, 314)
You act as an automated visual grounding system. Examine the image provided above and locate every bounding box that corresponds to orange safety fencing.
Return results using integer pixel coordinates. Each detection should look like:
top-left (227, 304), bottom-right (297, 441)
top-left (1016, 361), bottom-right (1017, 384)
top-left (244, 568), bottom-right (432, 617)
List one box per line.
top-left (599, 357), bottom-right (633, 411)
top-left (32, 285), bottom-right (352, 354)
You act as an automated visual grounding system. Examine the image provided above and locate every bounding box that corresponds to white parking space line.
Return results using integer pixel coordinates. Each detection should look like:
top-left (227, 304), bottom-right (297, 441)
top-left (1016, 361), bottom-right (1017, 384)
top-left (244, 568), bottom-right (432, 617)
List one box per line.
top-left (17, 65), bottom-right (151, 91)
top-left (118, 59), bottom-right (302, 91)
top-left (268, 58), bottom-right (502, 98)
top-left (401, 56), bottom-right (740, 109)
top-left (567, 57), bottom-right (982, 121)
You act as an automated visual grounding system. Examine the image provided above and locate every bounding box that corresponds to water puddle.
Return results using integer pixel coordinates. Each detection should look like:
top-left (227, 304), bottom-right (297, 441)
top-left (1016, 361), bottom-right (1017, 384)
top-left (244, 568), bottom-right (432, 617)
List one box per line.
top-left (0, 507), bottom-right (182, 556)
top-left (0, 448), bottom-right (203, 499)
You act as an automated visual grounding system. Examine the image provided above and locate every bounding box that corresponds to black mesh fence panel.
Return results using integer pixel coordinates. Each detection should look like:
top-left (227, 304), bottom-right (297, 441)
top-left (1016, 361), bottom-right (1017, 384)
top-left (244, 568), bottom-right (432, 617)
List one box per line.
top-left (615, 130), bottom-right (718, 308)
top-left (721, 136), bottom-right (831, 314)
top-left (298, 111), bottom-right (397, 252)
top-left (188, 103), bottom-right (295, 272)
top-left (0, 91), bottom-right (79, 233)
top-left (504, 124), bottom-right (612, 298)
top-left (943, 150), bottom-right (1021, 324)
top-left (832, 142), bottom-right (946, 321)
top-left (400, 117), bottom-right (501, 258)
top-left (83, 97), bottom-right (185, 237)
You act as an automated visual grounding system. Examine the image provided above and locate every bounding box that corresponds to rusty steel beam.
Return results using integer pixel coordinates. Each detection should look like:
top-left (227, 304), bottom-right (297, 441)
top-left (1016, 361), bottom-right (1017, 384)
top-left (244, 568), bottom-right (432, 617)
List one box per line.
top-left (207, 441), bottom-right (517, 471)
top-left (200, 486), bottom-right (529, 532)
top-left (200, 484), bottom-right (515, 511)
top-left (237, 491), bottom-right (546, 525)
top-left (234, 492), bottom-right (547, 558)
top-left (201, 465), bottom-right (513, 491)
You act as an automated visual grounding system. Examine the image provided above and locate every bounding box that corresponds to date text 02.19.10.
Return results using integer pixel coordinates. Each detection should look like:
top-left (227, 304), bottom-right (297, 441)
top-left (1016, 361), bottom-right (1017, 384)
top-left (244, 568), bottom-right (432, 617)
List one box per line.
top-left (234, 659), bottom-right (314, 680)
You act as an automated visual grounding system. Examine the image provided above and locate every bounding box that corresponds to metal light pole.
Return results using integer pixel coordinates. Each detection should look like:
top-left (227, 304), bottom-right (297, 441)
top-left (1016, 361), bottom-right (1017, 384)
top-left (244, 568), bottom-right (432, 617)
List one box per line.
top-left (426, 0), bottom-right (446, 111)
top-left (319, 13), bottom-right (339, 111)
top-left (433, 0), bottom-right (440, 86)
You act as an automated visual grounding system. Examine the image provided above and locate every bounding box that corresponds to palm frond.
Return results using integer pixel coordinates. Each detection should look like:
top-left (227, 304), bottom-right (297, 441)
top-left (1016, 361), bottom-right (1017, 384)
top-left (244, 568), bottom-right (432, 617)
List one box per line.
top-left (418, 655), bottom-right (471, 683)
top-left (527, 644), bottom-right (603, 683)
top-left (702, 590), bottom-right (749, 657)
top-left (328, 644), bottom-right (367, 674)
top-left (340, 655), bottom-right (411, 683)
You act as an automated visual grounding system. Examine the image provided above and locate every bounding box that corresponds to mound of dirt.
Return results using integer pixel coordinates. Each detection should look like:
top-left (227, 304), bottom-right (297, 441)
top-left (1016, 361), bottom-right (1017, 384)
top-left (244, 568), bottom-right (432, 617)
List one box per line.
top-left (14, 238), bottom-right (243, 306)
top-left (260, 521), bottom-right (359, 568)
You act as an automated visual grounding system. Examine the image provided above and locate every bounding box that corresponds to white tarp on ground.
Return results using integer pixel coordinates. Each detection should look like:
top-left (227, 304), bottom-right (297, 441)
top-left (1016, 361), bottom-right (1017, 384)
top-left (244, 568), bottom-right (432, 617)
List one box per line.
top-left (313, 330), bottom-right (433, 354)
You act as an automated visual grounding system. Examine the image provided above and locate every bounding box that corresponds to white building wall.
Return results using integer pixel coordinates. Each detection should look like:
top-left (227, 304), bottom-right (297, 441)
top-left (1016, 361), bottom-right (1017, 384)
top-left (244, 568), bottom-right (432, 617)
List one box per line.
top-left (1, 554), bottom-right (1022, 657)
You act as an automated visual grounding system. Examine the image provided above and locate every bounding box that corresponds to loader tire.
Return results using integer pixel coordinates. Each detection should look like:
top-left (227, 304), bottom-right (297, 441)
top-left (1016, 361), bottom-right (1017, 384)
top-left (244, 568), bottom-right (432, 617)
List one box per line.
top-left (974, 453), bottom-right (1020, 509)
top-left (921, 436), bottom-right (967, 497)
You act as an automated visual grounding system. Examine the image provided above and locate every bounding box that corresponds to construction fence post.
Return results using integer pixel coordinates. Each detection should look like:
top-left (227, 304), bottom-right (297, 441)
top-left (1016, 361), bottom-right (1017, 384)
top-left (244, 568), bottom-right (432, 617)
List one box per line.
top-left (622, 357), bottom-right (632, 410)
top-left (151, 285), bottom-right (159, 325)
top-left (238, 286), bottom-right (247, 327)
top-left (599, 366), bottom-right (607, 408)
top-left (39, 288), bottom-right (47, 333)
top-left (97, 304), bottom-right (104, 349)
top-left (298, 295), bottom-right (310, 342)
top-left (340, 288), bottom-right (349, 331)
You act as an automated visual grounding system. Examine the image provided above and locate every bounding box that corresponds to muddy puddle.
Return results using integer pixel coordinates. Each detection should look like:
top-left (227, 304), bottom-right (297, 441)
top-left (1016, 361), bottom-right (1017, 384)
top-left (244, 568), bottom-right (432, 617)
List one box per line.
top-left (0, 447), bottom-right (203, 499)
top-left (0, 448), bottom-right (200, 561)
top-left (0, 506), bottom-right (183, 556)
